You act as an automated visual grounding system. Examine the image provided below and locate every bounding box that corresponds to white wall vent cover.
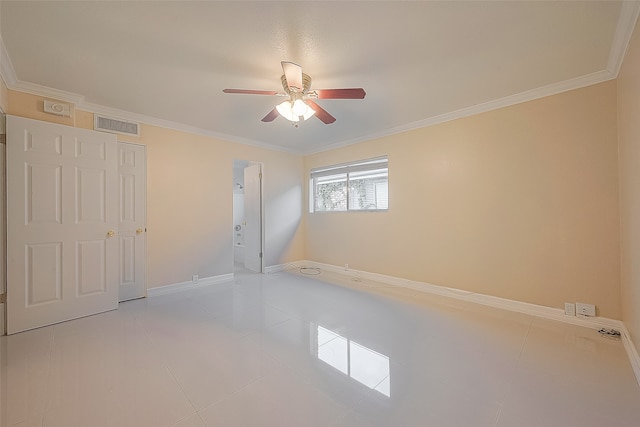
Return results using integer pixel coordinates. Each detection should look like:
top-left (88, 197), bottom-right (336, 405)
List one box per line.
top-left (44, 99), bottom-right (72, 117)
top-left (94, 115), bottom-right (140, 136)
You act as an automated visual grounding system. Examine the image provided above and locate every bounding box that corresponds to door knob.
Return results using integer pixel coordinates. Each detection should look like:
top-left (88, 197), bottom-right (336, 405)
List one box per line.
top-left (136, 228), bottom-right (144, 235)
top-left (106, 230), bottom-right (115, 238)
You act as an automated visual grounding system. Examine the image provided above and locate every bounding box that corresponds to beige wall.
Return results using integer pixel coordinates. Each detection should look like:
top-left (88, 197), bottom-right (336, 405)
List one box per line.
top-left (6, 90), bottom-right (305, 289)
top-left (3, 79), bottom-right (626, 320)
top-left (618, 17), bottom-right (640, 354)
top-left (305, 81), bottom-right (621, 318)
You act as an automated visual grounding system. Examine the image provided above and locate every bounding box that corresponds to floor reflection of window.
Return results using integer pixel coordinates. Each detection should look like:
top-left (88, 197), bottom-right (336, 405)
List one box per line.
top-left (317, 327), bottom-right (348, 375)
top-left (316, 325), bottom-right (390, 397)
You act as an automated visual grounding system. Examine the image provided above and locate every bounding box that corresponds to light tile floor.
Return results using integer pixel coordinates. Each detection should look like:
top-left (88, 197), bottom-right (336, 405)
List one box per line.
top-left (1, 267), bottom-right (639, 427)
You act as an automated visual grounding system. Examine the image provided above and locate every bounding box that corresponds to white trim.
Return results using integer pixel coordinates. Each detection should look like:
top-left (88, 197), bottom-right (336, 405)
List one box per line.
top-left (620, 325), bottom-right (640, 387)
top-left (307, 70), bottom-right (615, 155)
top-left (265, 263), bottom-right (290, 274)
top-left (607, 1), bottom-right (640, 76)
top-left (297, 261), bottom-right (622, 327)
top-left (292, 260), bottom-right (640, 386)
top-left (81, 100), bottom-right (295, 154)
top-left (0, 66), bottom-right (617, 158)
top-left (10, 80), bottom-right (84, 105)
top-left (0, 36), bottom-right (17, 88)
top-left (146, 273), bottom-right (234, 297)
top-left (0, 23), bottom-right (632, 157)
top-left (307, 1), bottom-right (640, 156)
top-left (0, 35), bottom-right (297, 154)
top-left (0, 86), bottom-right (296, 156)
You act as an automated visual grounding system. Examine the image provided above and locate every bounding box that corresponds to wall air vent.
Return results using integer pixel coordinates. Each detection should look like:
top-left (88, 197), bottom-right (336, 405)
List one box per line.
top-left (94, 115), bottom-right (140, 137)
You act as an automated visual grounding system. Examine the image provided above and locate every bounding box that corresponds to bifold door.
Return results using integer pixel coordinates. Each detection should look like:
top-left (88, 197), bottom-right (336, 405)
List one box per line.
top-left (118, 142), bottom-right (146, 302)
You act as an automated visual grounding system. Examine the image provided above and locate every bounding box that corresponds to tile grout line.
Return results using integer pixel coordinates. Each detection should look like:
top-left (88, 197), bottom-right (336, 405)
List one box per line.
top-left (133, 315), bottom-right (202, 424)
top-left (516, 316), bottom-right (534, 362)
top-left (168, 411), bottom-right (207, 427)
top-left (134, 302), bottom-right (278, 424)
top-left (492, 403), bottom-right (504, 427)
top-left (193, 369), bottom-right (274, 421)
top-left (492, 315), bottom-right (533, 427)
top-left (40, 326), bottom-right (57, 424)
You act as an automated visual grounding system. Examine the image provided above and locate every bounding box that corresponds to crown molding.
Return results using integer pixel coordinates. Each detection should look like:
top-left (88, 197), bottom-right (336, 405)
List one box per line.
top-left (10, 80), bottom-right (85, 105)
top-left (2, 2), bottom-right (638, 157)
top-left (3, 66), bottom-right (616, 157)
top-left (6, 79), bottom-right (298, 154)
top-left (307, 69), bottom-right (615, 155)
top-left (0, 35), bottom-right (17, 88)
top-left (279, 2), bottom-right (640, 155)
top-left (0, 36), bottom-right (299, 154)
top-left (14, 81), bottom-right (297, 154)
top-left (607, 0), bottom-right (640, 76)
top-left (80, 100), bottom-right (298, 154)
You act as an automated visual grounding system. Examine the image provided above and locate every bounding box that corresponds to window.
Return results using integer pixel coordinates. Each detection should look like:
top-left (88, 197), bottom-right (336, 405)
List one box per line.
top-left (310, 156), bottom-right (388, 212)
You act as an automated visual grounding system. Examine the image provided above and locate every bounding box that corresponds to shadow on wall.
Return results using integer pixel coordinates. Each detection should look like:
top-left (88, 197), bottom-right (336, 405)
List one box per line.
top-left (266, 184), bottom-right (303, 267)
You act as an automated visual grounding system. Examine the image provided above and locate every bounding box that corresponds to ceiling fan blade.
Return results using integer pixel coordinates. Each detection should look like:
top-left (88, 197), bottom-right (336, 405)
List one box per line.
top-left (281, 61), bottom-right (303, 92)
top-left (223, 89), bottom-right (280, 96)
top-left (261, 108), bottom-right (279, 122)
top-left (307, 100), bottom-right (336, 124)
top-left (314, 88), bottom-right (366, 99)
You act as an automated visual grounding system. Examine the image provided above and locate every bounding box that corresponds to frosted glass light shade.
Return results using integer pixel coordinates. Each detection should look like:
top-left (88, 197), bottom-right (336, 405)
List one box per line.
top-left (292, 99), bottom-right (307, 116)
top-left (276, 100), bottom-right (315, 122)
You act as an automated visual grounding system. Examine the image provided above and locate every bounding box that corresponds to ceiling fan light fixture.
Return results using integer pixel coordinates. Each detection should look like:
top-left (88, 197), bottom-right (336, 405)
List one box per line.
top-left (302, 105), bottom-right (316, 120)
top-left (276, 99), bottom-right (315, 122)
top-left (292, 99), bottom-right (308, 116)
top-left (276, 100), bottom-right (298, 122)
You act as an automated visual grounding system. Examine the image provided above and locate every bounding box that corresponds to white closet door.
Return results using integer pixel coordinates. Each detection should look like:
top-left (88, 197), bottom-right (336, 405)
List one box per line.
top-left (6, 115), bottom-right (119, 334)
top-left (118, 142), bottom-right (146, 302)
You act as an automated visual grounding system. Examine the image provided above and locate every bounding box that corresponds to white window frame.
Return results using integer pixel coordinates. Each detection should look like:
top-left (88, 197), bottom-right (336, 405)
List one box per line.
top-left (309, 156), bottom-right (389, 213)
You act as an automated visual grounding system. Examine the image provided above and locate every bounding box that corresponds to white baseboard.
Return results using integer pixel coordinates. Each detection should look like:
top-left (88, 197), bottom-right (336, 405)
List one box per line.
top-left (290, 260), bottom-right (640, 386)
top-left (147, 273), bottom-right (234, 297)
top-left (621, 325), bottom-right (640, 388)
top-left (264, 262), bottom-right (300, 274)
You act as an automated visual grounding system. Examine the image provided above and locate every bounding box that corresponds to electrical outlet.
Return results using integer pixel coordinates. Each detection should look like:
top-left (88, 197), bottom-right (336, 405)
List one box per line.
top-left (192, 274), bottom-right (199, 283)
top-left (564, 303), bottom-right (575, 316)
top-left (345, 264), bottom-right (349, 271)
top-left (576, 302), bottom-right (596, 317)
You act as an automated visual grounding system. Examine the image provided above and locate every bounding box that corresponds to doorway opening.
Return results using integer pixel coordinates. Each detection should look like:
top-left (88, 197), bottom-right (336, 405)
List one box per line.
top-left (232, 160), bottom-right (264, 274)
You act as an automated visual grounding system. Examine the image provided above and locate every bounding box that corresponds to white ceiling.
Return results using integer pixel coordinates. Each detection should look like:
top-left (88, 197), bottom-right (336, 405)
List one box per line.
top-left (1, 1), bottom-right (638, 154)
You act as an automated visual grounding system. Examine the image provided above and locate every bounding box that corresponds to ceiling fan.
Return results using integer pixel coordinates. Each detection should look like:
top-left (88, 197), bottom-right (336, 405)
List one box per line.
top-left (223, 61), bottom-right (366, 125)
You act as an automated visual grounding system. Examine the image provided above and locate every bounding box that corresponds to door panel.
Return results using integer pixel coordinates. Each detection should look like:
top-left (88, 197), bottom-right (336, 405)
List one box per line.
top-left (118, 143), bottom-right (146, 302)
top-left (77, 239), bottom-right (107, 295)
top-left (7, 115), bottom-right (119, 334)
top-left (77, 167), bottom-right (107, 222)
top-left (120, 235), bottom-right (136, 282)
top-left (26, 163), bottom-right (62, 223)
top-left (243, 163), bottom-right (262, 273)
top-left (26, 242), bottom-right (62, 305)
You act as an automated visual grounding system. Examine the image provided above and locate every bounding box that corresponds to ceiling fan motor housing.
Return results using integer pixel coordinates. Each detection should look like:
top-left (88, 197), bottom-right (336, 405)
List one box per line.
top-left (282, 73), bottom-right (312, 95)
